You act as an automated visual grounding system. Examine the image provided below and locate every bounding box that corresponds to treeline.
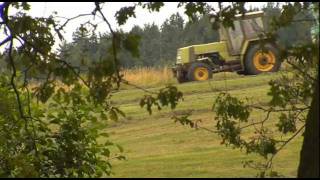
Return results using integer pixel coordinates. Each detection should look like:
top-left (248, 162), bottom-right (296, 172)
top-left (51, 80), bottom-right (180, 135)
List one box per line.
top-left (57, 13), bottom-right (219, 69)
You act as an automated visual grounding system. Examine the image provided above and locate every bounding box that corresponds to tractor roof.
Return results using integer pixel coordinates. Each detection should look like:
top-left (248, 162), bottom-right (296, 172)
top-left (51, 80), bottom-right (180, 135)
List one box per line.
top-left (235, 11), bottom-right (265, 20)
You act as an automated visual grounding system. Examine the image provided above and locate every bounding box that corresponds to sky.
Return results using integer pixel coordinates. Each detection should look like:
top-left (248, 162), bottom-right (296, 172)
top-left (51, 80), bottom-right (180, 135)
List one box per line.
top-left (1, 2), bottom-right (269, 51)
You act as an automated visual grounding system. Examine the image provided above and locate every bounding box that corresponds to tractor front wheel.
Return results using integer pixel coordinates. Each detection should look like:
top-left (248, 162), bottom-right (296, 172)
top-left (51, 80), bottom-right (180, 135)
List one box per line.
top-left (176, 69), bottom-right (188, 83)
top-left (187, 62), bottom-right (212, 81)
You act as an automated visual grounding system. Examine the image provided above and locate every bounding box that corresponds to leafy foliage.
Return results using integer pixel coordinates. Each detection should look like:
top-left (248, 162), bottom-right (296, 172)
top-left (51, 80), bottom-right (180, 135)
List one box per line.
top-left (139, 2), bottom-right (164, 12)
top-left (0, 74), bottom-right (125, 178)
top-left (115, 6), bottom-right (136, 26)
top-left (213, 92), bottom-right (249, 148)
top-left (140, 85), bottom-right (183, 115)
top-left (213, 92), bottom-right (250, 122)
top-left (178, 2), bottom-right (208, 22)
top-left (171, 113), bottom-right (196, 128)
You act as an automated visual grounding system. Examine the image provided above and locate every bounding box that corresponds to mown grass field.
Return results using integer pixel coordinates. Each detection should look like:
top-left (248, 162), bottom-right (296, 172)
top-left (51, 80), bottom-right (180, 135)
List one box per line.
top-left (103, 69), bottom-right (302, 178)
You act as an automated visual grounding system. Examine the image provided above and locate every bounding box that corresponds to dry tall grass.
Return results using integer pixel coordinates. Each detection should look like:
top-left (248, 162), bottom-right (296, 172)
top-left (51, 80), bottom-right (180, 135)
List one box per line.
top-left (121, 66), bottom-right (175, 88)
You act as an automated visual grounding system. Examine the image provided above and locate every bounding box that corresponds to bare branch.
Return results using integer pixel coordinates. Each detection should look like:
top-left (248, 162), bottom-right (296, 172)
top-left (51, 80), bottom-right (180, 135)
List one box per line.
top-left (286, 58), bottom-right (317, 82)
top-left (196, 125), bottom-right (219, 133)
top-left (250, 105), bottom-right (310, 113)
top-left (55, 58), bottom-right (90, 88)
top-left (240, 110), bottom-right (271, 130)
top-left (55, 13), bottom-right (93, 31)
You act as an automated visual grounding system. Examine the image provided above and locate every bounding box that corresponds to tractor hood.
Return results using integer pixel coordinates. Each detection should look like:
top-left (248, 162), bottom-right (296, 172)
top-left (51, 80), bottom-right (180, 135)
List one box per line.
top-left (176, 41), bottom-right (233, 64)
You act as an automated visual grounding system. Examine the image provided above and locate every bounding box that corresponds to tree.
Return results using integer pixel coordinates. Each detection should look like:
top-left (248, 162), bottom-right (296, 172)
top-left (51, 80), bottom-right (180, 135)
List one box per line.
top-left (298, 74), bottom-right (319, 177)
top-left (139, 23), bottom-right (161, 66)
top-left (183, 15), bottom-right (219, 45)
top-left (69, 25), bottom-right (94, 70)
top-left (160, 13), bottom-right (185, 65)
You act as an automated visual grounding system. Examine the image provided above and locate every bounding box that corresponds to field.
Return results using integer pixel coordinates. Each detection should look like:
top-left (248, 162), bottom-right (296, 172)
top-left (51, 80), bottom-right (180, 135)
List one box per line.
top-left (103, 68), bottom-right (302, 178)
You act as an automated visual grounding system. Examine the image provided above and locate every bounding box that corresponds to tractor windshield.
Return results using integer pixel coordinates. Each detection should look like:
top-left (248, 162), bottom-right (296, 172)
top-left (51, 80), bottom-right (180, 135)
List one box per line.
top-left (219, 27), bottom-right (228, 42)
top-left (242, 17), bottom-right (264, 39)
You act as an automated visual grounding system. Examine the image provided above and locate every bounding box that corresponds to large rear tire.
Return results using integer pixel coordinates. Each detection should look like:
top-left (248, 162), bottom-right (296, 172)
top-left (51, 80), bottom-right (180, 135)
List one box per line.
top-left (187, 62), bottom-right (212, 81)
top-left (244, 43), bottom-right (281, 75)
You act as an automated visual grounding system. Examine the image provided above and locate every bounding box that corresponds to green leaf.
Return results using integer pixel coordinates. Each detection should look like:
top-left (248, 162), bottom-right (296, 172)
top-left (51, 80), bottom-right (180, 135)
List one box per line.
top-left (184, 2), bottom-right (207, 22)
top-left (276, 113), bottom-right (297, 134)
top-left (102, 149), bottom-right (110, 157)
top-left (142, 2), bottom-right (164, 12)
top-left (115, 6), bottom-right (136, 25)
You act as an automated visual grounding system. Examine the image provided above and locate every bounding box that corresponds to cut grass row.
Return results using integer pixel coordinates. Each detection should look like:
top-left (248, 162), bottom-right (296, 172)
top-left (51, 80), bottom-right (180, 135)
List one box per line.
top-left (110, 72), bottom-right (281, 124)
top-left (112, 72), bottom-right (280, 106)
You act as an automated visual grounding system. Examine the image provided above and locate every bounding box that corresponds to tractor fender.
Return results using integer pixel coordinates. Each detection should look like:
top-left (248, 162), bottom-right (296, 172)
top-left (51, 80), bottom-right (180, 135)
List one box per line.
top-left (240, 38), bottom-right (260, 67)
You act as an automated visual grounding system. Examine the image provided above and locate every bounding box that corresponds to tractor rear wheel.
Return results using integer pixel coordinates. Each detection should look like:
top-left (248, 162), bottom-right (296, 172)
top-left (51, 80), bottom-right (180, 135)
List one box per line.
top-left (187, 62), bottom-right (212, 81)
top-left (245, 43), bottom-right (281, 75)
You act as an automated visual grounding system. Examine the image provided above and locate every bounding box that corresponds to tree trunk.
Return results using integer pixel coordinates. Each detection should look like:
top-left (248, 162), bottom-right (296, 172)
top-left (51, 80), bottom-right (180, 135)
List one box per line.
top-left (297, 74), bottom-right (319, 178)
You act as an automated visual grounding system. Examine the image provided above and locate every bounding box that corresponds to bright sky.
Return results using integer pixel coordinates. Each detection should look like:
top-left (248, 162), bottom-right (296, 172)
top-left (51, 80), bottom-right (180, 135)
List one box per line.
top-left (1, 2), bottom-right (269, 51)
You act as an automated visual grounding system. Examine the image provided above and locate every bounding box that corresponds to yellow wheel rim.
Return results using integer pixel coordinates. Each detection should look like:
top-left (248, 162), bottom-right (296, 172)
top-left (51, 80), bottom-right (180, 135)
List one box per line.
top-left (253, 50), bottom-right (276, 72)
top-left (194, 67), bottom-right (209, 81)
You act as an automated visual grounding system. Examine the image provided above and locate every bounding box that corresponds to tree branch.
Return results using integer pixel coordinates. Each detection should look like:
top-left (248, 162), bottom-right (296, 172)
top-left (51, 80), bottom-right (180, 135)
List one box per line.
top-left (16, 34), bottom-right (91, 88)
top-left (55, 13), bottom-right (93, 31)
top-left (286, 58), bottom-right (317, 83)
top-left (266, 124), bottom-right (306, 169)
top-left (3, 4), bottom-right (41, 168)
top-left (94, 2), bottom-right (121, 88)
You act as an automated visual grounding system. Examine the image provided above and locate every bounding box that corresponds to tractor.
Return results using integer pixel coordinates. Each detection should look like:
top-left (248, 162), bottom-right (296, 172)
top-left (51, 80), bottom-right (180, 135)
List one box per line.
top-left (172, 11), bottom-right (282, 83)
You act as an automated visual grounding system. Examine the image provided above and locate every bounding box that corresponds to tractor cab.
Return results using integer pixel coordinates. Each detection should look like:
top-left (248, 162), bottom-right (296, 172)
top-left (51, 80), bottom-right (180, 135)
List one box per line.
top-left (219, 11), bottom-right (266, 56)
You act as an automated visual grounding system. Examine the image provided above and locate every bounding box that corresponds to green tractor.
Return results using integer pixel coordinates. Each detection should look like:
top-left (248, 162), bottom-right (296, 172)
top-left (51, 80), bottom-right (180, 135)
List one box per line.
top-left (172, 11), bottom-right (282, 83)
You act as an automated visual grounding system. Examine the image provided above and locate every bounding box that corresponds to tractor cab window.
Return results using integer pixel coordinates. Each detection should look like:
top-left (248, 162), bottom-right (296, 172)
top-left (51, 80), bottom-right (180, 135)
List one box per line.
top-left (219, 27), bottom-right (228, 41)
top-left (242, 17), bottom-right (264, 39)
top-left (227, 20), bottom-right (244, 55)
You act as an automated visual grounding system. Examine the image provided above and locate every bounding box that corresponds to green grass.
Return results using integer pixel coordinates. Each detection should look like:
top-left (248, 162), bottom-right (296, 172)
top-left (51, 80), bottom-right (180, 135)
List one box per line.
top-left (103, 71), bottom-right (303, 178)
